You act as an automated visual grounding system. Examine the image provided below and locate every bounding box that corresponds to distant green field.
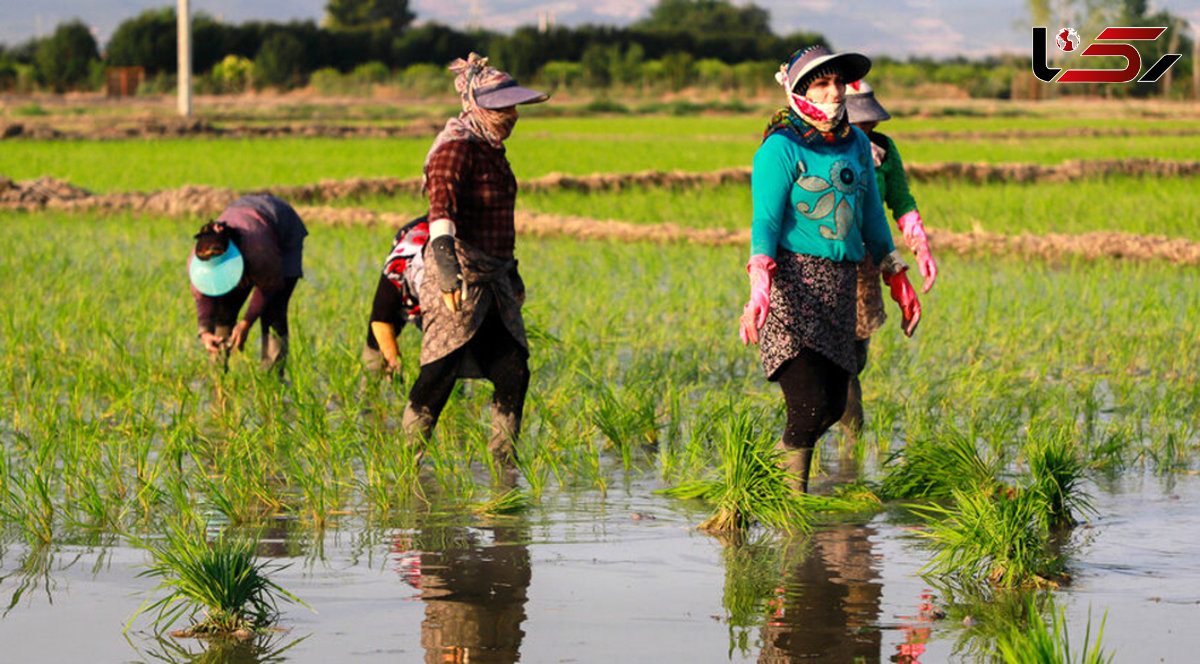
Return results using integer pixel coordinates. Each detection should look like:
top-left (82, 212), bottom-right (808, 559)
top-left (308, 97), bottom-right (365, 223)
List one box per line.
top-left (2, 114), bottom-right (1199, 193)
top-left (329, 173), bottom-right (1200, 241)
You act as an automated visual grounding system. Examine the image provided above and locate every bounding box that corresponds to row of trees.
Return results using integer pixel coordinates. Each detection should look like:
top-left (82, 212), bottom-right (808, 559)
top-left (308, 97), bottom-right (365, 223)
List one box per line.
top-left (0, 0), bottom-right (1193, 99)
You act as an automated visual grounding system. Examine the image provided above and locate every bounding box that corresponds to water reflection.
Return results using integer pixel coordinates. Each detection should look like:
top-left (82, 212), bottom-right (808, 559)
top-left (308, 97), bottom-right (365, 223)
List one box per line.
top-left (746, 522), bottom-right (884, 663)
top-left (394, 516), bottom-right (531, 664)
top-left (0, 543), bottom-right (93, 615)
top-left (129, 630), bottom-right (308, 664)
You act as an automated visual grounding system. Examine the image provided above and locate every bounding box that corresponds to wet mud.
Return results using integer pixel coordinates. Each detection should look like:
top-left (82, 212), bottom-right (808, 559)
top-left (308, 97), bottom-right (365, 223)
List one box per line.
top-left (4, 175), bottom-right (1199, 265)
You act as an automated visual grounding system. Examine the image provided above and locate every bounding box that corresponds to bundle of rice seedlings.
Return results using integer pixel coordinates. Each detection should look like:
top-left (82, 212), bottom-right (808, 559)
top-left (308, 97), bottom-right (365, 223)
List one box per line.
top-left (128, 525), bottom-right (306, 637)
top-left (1025, 427), bottom-right (1094, 529)
top-left (880, 426), bottom-right (1001, 501)
top-left (994, 599), bottom-right (1114, 664)
top-left (915, 487), bottom-right (1066, 589)
top-left (660, 413), bottom-right (808, 535)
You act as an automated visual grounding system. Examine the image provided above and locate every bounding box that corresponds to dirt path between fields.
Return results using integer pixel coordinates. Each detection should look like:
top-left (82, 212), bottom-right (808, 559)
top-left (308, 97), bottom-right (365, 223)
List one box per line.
top-left (3, 175), bottom-right (1198, 265)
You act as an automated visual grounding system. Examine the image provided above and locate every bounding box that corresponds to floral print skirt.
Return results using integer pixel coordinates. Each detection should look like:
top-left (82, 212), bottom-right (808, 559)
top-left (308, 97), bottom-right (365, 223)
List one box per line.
top-left (760, 250), bottom-right (859, 380)
top-left (854, 252), bottom-right (888, 340)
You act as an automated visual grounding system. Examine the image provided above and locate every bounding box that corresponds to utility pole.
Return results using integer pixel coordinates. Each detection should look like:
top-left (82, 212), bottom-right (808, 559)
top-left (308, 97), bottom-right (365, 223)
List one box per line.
top-left (178, 0), bottom-right (192, 117)
top-left (1193, 25), bottom-right (1199, 101)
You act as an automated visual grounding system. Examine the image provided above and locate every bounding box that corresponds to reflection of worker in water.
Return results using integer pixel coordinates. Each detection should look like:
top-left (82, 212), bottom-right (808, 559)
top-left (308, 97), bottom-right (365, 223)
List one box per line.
top-left (393, 522), bottom-right (531, 664)
top-left (758, 522), bottom-right (883, 663)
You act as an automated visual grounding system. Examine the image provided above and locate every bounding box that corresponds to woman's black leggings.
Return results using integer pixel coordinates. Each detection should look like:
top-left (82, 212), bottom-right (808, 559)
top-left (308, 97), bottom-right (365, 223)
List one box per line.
top-left (775, 348), bottom-right (851, 449)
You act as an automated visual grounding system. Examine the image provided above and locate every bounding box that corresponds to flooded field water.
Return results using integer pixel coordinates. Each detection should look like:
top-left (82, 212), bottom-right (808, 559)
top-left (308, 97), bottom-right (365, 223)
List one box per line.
top-left (3, 467), bottom-right (1200, 663)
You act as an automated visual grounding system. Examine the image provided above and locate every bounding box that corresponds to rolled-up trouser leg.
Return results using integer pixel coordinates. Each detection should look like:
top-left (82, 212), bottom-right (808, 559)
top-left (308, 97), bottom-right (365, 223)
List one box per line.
top-left (775, 348), bottom-right (850, 493)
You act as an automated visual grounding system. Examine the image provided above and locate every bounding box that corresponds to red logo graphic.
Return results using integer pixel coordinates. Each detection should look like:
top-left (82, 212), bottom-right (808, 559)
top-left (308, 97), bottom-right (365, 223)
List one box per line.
top-left (1032, 26), bottom-right (1182, 84)
top-left (1056, 28), bottom-right (1080, 52)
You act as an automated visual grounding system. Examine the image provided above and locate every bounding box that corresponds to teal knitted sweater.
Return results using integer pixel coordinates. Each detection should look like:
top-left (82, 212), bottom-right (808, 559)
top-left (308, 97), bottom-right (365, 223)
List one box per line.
top-left (750, 125), bottom-right (894, 263)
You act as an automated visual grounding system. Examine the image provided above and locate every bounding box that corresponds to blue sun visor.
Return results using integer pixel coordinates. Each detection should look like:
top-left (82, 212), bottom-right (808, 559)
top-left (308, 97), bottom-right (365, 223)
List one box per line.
top-left (189, 242), bottom-right (244, 296)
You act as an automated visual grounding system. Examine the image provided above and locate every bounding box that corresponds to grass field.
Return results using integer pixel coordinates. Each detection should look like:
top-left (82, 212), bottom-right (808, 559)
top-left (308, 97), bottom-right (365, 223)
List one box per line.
top-left (3, 113), bottom-right (1200, 193)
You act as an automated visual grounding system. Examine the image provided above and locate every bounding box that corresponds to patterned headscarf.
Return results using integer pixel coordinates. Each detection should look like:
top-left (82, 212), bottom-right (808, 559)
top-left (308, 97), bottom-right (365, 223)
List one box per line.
top-left (423, 53), bottom-right (517, 173)
top-left (768, 46), bottom-right (853, 136)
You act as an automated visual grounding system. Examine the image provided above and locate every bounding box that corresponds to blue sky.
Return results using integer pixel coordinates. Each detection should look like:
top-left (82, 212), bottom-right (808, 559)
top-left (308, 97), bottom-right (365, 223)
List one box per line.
top-left (2, 0), bottom-right (1198, 59)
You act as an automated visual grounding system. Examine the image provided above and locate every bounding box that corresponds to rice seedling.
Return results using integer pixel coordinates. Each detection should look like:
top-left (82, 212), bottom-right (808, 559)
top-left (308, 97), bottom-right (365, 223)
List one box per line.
top-left (587, 378), bottom-right (661, 470)
top-left (660, 412), bottom-right (809, 535)
top-left (128, 524), bottom-right (307, 637)
top-left (914, 487), bottom-right (1067, 589)
top-left (796, 482), bottom-right (885, 514)
top-left (993, 599), bottom-right (1114, 664)
top-left (468, 488), bottom-right (534, 516)
top-left (879, 425), bottom-right (1003, 501)
top-left (1024, 424), bottom-right (1094, 529)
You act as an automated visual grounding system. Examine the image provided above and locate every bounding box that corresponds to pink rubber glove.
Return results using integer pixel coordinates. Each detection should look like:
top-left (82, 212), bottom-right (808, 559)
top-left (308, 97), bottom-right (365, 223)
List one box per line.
top-left (882, 268), bottom-right (921, 337)
top-left (896, 211), bottom-right (938, 293)
top-left (739, 255), bottom-right (777, 345)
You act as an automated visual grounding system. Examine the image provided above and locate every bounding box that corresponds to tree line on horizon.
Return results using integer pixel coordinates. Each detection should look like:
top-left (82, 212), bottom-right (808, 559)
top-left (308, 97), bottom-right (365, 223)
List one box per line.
top-left (0, 0), bottom-right (1192, 100)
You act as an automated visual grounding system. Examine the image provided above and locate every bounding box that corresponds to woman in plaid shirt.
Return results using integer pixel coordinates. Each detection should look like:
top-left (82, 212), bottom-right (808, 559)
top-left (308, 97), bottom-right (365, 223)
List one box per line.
top-left (402, 53), bottom-right (548, 466)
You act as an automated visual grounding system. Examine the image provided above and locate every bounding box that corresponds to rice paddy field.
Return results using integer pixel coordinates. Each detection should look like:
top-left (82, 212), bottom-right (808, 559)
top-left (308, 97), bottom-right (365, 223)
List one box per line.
top-left (1, 97), bottom-right (1199, 663)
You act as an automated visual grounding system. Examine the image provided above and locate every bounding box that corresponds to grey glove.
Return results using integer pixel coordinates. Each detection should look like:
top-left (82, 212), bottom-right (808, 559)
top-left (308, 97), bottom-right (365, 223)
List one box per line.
top-left (428, 235), bottom-right (462, 294)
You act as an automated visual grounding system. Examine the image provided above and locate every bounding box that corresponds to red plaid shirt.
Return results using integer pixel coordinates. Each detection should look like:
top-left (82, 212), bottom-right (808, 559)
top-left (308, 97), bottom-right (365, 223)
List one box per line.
top-left (425, 139), bottom-right (518, 259)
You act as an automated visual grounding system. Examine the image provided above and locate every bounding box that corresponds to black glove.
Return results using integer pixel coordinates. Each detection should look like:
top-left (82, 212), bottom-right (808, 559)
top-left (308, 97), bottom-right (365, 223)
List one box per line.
top-left (428, 235), bottom-right (462, 294)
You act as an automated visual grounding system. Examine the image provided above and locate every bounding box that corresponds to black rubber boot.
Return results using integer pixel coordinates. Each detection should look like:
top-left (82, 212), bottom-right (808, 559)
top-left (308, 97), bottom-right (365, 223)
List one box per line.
top-left (777, 441), bottom-right (815, 494)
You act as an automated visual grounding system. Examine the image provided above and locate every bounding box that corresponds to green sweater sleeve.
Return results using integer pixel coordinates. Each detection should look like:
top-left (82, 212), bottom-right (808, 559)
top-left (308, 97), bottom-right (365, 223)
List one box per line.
top-left (878, 134), bottom-right (918, 221)
top-left (858, 134), bottom-right (895, 265)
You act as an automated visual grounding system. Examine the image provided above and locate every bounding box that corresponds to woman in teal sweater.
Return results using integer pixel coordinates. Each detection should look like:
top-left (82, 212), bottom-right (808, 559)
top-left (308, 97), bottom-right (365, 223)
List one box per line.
top-left (739, 46), bottom-right (922, 493)
top-left (840, 80), bottom-right (939, 435)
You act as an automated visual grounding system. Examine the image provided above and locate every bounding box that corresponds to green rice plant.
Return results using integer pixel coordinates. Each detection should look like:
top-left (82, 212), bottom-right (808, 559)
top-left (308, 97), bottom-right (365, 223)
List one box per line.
top-left (796, 482), bottom-right (885, 514)
top-left (469, 488), bottom-right (533, 516)
top-left (993, 600), bottom-right (1114, 664)
top-left (586, 377), bottom-right (661, 470)
top-left (1024, 425), bottom-right (1094, 529)
top-left (660, 412), bottom-right (809, 535)
top-left (1, 469), bottom-right (57, 546)
top-left (880, 425), bottom-right (1002, 501)
top-left (915, 487), bottom-right (1065, 589)
top-left (129, 525), bottom-right (307, 636)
